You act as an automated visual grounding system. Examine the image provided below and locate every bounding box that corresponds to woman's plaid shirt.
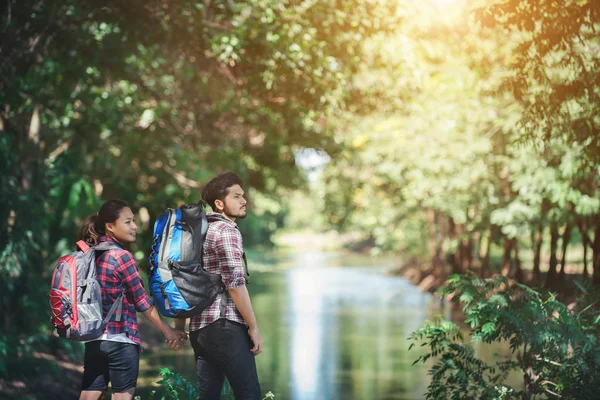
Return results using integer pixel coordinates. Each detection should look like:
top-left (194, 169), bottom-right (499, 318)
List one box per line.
top-left (96, 236), bottom-right (152, 345)
top-left (189, 213), bottom-right (247, 331)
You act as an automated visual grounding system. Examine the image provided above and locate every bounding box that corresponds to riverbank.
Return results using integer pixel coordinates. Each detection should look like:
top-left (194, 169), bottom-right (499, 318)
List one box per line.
top-left (0, 344), bottom-right (82, 400)
top-left (0, 322), bottom-right (174, 400)
top-left (274, 231), bottom-right (592, 302)
top-left (388, 255), bottom-right (590, 306)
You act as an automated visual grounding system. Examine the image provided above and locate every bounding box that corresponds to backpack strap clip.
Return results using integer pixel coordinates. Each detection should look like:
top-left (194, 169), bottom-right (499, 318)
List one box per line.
top-left (103, 292), bottom-right (124, 323)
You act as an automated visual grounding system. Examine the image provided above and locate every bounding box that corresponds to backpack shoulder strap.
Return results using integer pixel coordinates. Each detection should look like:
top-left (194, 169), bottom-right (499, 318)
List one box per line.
top-left (242, 251), bottom-right (250, 284)
top-left (93, 241), bottom-right (125, 322)
top-left (93, 241), bottom-right (122, 252)
top-left (206, 214), bottom-right (219, 223)
top-left (76, 240), bottom-right (91, 252)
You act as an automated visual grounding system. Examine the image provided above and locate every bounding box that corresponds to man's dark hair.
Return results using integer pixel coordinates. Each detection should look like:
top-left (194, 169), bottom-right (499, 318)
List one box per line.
top-left (202, 172), bottom-right (244, 211)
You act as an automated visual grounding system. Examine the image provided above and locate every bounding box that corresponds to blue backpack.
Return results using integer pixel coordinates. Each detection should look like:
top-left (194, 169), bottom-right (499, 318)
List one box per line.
top-left (148, 203), bottom-right (225, 318)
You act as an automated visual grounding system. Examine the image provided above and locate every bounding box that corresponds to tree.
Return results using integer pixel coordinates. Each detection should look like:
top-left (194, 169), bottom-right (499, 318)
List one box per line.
top-left (0, 0), bottom-right (401, 374)
top-left (410, 273), bottom-right (600, 399)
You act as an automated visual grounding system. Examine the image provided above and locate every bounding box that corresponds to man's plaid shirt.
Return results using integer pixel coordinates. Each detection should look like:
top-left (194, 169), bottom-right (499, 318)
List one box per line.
top-left (96, 236), bottom-right (152, 345)
top-left (189, 213), bottom-right (247, 331)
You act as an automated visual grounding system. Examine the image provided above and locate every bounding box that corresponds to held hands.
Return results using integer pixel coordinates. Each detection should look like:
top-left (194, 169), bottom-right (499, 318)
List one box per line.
top-left (248, 327), bottom-right (263, 356)
top-left (164, 327), bottom-right (188, 351)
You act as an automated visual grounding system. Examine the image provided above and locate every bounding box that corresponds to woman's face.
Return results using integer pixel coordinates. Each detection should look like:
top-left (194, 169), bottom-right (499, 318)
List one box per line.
top-left (105, 207), bottom-right (137, 243)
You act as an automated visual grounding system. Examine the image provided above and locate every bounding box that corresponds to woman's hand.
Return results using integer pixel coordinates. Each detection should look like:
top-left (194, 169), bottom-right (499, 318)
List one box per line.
top-left (164, 327), bottom-right (188, 350)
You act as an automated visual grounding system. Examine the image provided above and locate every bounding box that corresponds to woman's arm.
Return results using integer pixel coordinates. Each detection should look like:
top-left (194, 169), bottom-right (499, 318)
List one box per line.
top-left (142, 306), bottom-right (188, 350)
top-left (112, 252), bottom-right (187, 349)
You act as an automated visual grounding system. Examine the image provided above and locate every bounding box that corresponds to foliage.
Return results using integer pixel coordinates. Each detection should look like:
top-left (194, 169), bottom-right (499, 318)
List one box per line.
top-left (322, 0), bottom-right (519, 251)
top-left (318, 0), bottom-right (600, 287)
top-left (476, 0), bottom-right (600, 164)
top-left (149, 367), bottom-right (198, 400)
top-left (133, 368), bottom-right (275, 400)
top-left (0, 0), bottom-right (401, 375)
top-left (409, 273), bottom-right (600, 399)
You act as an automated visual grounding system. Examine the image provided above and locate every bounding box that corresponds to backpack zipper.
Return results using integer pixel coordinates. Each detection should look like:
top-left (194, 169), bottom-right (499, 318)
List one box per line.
top-left (158, 209), bottom-right (174, 266)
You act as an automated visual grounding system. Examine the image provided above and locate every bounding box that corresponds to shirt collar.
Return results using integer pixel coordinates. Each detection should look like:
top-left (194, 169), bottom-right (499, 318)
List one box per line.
top-left (99, 236), bottom-right (125, 249)
top-left (206, 212), bottom-right (238, 227)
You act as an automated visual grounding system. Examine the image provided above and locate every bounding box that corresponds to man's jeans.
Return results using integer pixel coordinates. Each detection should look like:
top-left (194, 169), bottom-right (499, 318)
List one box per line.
top-left (190, 319), bottom-right (261, 400)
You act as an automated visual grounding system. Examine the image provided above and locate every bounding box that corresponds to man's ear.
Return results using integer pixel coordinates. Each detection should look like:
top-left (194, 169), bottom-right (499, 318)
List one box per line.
top-left (214, 199), bottom-right (224, 213)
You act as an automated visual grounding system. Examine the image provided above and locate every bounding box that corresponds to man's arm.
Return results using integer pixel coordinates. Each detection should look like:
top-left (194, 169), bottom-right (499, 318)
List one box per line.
top-left (216, 225), bottom-right (263, 355)
top-left (228, 285), bottom-right (263, 356)
top-left (174, 317), bottom-right (187, 332)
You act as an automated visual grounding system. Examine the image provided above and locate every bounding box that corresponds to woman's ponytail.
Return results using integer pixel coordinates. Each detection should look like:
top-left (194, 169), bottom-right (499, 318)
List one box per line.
top-left (79, 214), bottom-right (101, 245)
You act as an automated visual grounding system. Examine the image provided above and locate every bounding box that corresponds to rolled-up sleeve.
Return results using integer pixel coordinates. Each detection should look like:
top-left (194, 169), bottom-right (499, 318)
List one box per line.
top-left (114, 252), bottom-right (152, 312)
top-left (215, 226), bottom-right (246, 289)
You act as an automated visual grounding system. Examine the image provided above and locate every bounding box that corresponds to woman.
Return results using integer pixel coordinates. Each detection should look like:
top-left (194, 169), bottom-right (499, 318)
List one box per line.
top-left (79, 199), bottom-right (187, 400)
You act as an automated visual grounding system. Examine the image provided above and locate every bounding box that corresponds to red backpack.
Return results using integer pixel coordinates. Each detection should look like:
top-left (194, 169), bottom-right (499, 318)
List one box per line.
top-left (49, 240), bottom-right (123, 341)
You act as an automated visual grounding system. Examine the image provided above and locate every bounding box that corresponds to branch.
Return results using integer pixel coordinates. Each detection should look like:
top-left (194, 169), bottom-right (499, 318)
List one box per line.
top-left (538, 380), bottom-right (562, 398)
top-left (576, 299), bottom-right (600, 317)
top-left (163, 165), bottom-right (201, 189)
top-left (28, 105), bottom-right (40, 145)
top-left (45, 139), bottom-right (72, 164)
top-left (533, 355), bottom-right (562, 367)
top-left (217, 62), bottom-right (243, 85)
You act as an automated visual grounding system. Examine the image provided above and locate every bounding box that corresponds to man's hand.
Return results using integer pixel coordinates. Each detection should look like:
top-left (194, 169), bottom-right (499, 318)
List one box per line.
top-left (248, 327), bottom-right (263, 356)
top-left (164, 327), bottom-right (188, 351)
top-left (177, 329), bottom-right (188, 344)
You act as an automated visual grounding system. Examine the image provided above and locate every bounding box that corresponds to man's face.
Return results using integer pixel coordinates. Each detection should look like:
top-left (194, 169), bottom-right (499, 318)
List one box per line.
top-left (219, 184), bottom-right (247, 221)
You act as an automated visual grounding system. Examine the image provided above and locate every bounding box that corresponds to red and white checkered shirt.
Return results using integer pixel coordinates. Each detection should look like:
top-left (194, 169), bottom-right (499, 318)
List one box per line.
top-left (189, 213), bottom-right (247, 331)
top-left (96, 236), bottom-right (152, 345)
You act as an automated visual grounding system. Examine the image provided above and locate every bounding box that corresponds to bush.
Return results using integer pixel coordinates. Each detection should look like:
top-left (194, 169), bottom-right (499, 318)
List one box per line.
top-left (136, 368), bottom-right (275, 400)
top-left (409, 273), bottom-right (600, 400)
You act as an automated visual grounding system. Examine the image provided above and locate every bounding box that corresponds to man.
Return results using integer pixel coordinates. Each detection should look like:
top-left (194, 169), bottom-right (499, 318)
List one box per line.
top-left (176, 172), bottom-right (263, 400)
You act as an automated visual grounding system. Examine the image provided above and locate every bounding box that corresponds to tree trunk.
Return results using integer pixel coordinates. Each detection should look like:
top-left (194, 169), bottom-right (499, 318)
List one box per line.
top-left (558, 223), bottom-right (572, 282)
top-left (501, 237), bottom-right (514, 277)
top-left (579, 220), bottom-right (589, 278)
top-left (532, 224), bottom-right (544, 285)
top-left (464, 236), bottom-right (473, 271)
top-left (481, 225), bottom-right (493, 278)
top-left (546, 222), bottom-right (559, 288)
top-left (456, 222), bottom-right (469, 273)
top-left (522, 346), bottom-right (536, 400)
top-left (514, 240), bottom-right (523, 282)
top-left (426, 209), bottom-right (443, 276)
top-left (475, 230), bottom-right (483, 266)
top-left (593, 214), bottom-right (600, 285)
top-left (447, 217), bottom-right (462, 274)
top-left (533, 200), bottom-right (549, 285)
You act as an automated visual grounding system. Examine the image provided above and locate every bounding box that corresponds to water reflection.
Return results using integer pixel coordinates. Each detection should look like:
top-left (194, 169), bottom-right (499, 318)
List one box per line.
top-left (285, 260), bottom-right (432, 400)
top-left (139, 251), bottom-right (448, 399)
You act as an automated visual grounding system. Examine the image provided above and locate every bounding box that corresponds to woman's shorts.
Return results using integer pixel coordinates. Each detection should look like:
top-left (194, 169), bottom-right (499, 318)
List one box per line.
top-left (81, 340), bottom-right (140, 393)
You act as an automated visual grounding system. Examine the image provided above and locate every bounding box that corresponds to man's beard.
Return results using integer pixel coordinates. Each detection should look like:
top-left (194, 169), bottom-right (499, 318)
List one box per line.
top-left (223, 204), bottom-right (247, 219)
